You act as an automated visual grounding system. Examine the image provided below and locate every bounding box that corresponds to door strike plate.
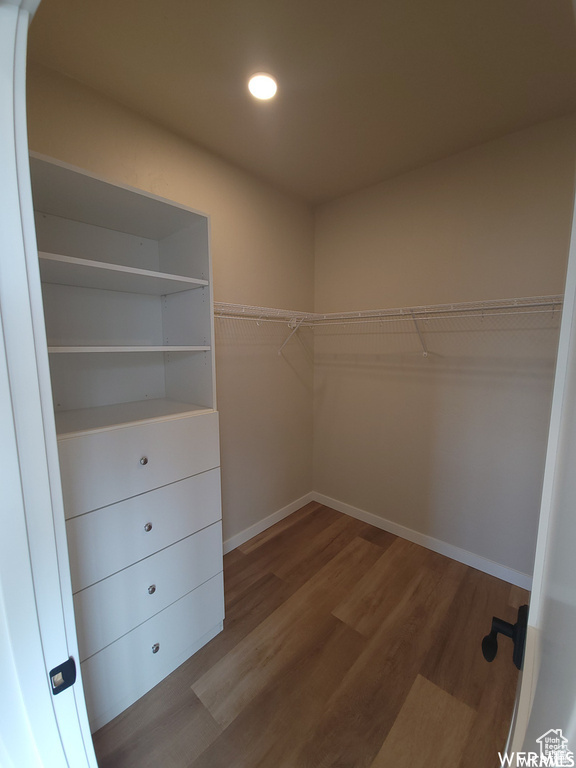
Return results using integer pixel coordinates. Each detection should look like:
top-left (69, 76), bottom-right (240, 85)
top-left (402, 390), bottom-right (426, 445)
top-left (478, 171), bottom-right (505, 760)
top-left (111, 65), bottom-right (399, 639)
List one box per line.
top-left (49, 657), bottom-right (77, 695)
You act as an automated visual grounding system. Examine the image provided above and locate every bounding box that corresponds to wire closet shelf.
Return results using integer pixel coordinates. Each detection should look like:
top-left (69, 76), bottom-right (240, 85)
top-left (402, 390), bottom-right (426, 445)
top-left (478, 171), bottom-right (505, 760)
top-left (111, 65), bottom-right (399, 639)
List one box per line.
top-left (214, 295), bottom-right (563, 327)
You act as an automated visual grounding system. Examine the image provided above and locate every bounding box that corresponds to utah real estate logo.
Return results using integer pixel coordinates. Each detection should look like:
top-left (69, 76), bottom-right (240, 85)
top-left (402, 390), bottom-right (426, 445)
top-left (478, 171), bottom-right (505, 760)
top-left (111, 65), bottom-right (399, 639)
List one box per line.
top-left (499, 729), bottom-right (575, 767)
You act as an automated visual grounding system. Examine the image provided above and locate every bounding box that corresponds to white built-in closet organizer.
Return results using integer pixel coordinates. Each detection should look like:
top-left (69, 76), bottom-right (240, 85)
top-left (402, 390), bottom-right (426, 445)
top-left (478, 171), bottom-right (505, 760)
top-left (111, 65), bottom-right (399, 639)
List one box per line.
top-left (29, 154), bottom-right (224, 733)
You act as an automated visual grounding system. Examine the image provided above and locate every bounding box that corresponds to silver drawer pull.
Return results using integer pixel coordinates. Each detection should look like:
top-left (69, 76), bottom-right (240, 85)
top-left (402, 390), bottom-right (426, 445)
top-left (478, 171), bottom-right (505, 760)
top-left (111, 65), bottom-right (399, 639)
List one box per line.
top-left (144, 522), bottom-right (153, 533)
top-left (148, 584), bottom-right (156, 595)
top-left (140, 456), bottom-right (148, 466)
top-left (152, 643), bottom-right (160, 654)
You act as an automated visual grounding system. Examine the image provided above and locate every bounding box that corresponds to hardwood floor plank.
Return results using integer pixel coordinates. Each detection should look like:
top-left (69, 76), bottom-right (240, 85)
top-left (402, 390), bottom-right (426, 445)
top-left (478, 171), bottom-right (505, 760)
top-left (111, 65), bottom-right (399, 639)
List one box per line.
top-left (92, 669), bottom-right (220, 768)
top-left (231, 505), bottom-right (345, 589)
top-left (237, 501), bottom-right (327, 555)
top-left (357, 526), bottom-right (398, 551)
top-left (272, 512), bottom-right (370, 587)
top-left (193, 605), bottom-right (338, 730)
top-left (223, 547), bottom-right (287, 610)
top-left (292, 555), bottom-right (466, 768)
top-left (458, 678), bottom-right (518, 768)
top-left (369, 675), bottom-right (476, 768)
top-left (191, 536), bottom-right (383, 728)
top-left (190, 619), bottom-right (366, 768)
top-left (420, 568), bottom-right (519, 710)
top-left (508, 584), bottom-right (530, 611)
top-left (457, 621), bottom-right (523, 767)
top-left (180, 571), bottom-right (299, 686)
top-left (222, 547), bottom-right (245, 568)
top-left (332, 537), bottom-right (436, 637)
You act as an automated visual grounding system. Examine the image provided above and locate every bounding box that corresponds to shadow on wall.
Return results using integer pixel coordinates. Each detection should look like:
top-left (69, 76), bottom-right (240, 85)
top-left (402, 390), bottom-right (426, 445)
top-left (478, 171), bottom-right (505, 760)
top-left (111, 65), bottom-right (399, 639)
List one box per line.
top-left (216, 316), bottom-right (314, 390)
top-left (214, 318), bottom-right (314, 541)
top-left (313, 310), bottom-right (561, 576)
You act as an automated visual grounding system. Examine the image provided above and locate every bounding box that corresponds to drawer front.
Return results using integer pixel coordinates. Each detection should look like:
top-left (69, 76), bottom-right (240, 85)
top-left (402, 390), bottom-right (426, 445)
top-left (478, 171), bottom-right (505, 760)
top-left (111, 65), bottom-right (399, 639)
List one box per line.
top-left (67, 468), bottom-right (221, 592)
top-left (74, 521), bottom-right (223, 661)
top-left (81, 572), bottom-right (224, 731)
top-left (58, 411), bottom-right (220, 517)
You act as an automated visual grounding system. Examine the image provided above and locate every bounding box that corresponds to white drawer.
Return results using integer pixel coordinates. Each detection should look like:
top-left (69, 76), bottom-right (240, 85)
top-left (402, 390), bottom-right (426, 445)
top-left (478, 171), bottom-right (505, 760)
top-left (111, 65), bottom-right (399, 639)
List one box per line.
top-left (81, 571), bottom-right (224, 731)
top-left (58, 410), bottom-right (220, 517)
top-left (74, 521), bottom-right (222, 661)
top-left (66, 468), bottom-right (221, 592)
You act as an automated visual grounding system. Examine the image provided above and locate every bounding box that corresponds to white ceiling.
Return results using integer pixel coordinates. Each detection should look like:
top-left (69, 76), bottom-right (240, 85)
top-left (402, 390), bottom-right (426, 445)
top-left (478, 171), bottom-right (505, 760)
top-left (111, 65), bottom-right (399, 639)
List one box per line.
top-left (28, 0), bottom-right (576, 204)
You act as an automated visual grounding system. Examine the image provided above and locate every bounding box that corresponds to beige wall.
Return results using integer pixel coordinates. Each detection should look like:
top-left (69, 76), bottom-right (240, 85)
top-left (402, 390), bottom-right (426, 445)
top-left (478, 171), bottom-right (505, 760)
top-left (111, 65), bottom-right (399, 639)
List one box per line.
top-left (26, 63), bottom-right (315, 542)
top-left (315, 116), bottom-right (576, 312)
top-left (27, 61), bottom-right (576, 577)
top-left (314, 116), bottom-right (576, 577)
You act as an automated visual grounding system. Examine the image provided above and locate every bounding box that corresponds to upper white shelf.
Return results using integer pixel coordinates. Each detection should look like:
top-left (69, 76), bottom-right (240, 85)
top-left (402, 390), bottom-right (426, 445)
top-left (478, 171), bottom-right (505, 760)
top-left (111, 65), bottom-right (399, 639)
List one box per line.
top-left (47, 346), bottom-right (210, 354)
top-left (39, 252), bottom-right (208, 295)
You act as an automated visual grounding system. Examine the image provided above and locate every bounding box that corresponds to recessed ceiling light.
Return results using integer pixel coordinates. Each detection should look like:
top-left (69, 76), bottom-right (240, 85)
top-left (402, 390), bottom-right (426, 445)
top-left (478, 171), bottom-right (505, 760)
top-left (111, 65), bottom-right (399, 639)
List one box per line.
top-left (248, 73), bottom-right (277, 100)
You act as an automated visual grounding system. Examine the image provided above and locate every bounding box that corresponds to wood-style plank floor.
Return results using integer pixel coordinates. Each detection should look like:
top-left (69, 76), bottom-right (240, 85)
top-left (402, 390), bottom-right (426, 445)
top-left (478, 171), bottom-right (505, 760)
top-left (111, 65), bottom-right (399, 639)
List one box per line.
top-left (93, 502), bottom-right (528, 768)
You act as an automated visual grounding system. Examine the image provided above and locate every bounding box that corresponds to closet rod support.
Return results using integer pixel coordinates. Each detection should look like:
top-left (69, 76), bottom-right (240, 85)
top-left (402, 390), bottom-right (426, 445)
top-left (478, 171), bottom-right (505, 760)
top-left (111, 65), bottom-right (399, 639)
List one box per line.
top-left (411, 311), bottom-right (429, 358)
top-left (278, 317), bottom-right (304, 355)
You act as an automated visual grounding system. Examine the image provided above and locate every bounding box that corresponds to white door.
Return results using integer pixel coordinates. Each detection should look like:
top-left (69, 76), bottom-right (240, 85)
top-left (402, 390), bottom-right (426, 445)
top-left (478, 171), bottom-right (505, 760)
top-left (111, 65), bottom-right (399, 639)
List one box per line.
top-left (0, 1), bottom-right (97, 765)
top-left (506, 177), bottom-right (576, 761)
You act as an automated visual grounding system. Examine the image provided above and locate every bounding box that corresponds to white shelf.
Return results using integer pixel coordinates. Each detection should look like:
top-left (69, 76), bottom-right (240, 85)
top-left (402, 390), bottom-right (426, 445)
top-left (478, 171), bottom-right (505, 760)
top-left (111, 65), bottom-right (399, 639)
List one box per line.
top-left (48, 346), bottom-right (210, 353)
top-left (55, 398), bottom-right (215, 438)
top-left (39, 252), bottom-right (208, 295)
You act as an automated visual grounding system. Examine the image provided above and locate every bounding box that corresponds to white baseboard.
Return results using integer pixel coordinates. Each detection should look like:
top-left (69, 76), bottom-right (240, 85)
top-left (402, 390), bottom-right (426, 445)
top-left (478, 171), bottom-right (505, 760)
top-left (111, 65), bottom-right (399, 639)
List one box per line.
top-left (311, 492), bottom-right (533, 591)
top-left (222, 490), bottom-right (532, 590)
top-left (222, 492), bottom-right (315, 554)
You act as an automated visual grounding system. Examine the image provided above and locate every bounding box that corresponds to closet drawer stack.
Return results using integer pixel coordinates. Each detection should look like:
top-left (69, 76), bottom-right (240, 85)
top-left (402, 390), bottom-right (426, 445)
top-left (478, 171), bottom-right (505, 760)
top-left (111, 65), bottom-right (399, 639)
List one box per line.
top-left (30, 154), bottom-right (224, 732)
top-left (61, 418), bottom-right (224, 730)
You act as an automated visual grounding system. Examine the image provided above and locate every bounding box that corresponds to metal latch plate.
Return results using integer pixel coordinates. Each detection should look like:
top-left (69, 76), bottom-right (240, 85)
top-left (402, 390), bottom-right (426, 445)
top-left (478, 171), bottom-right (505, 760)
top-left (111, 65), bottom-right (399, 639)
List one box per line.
top-left (49, 657), bottom-right (76, 695)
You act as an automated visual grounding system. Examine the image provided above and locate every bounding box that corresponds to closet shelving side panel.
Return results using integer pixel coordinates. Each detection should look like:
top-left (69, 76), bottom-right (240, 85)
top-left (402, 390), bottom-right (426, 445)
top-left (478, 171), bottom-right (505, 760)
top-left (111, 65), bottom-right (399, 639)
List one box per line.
top-left (159, 218), bottom-right (210, 280)
top-left (160, 217), bottom-right (216, 410)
